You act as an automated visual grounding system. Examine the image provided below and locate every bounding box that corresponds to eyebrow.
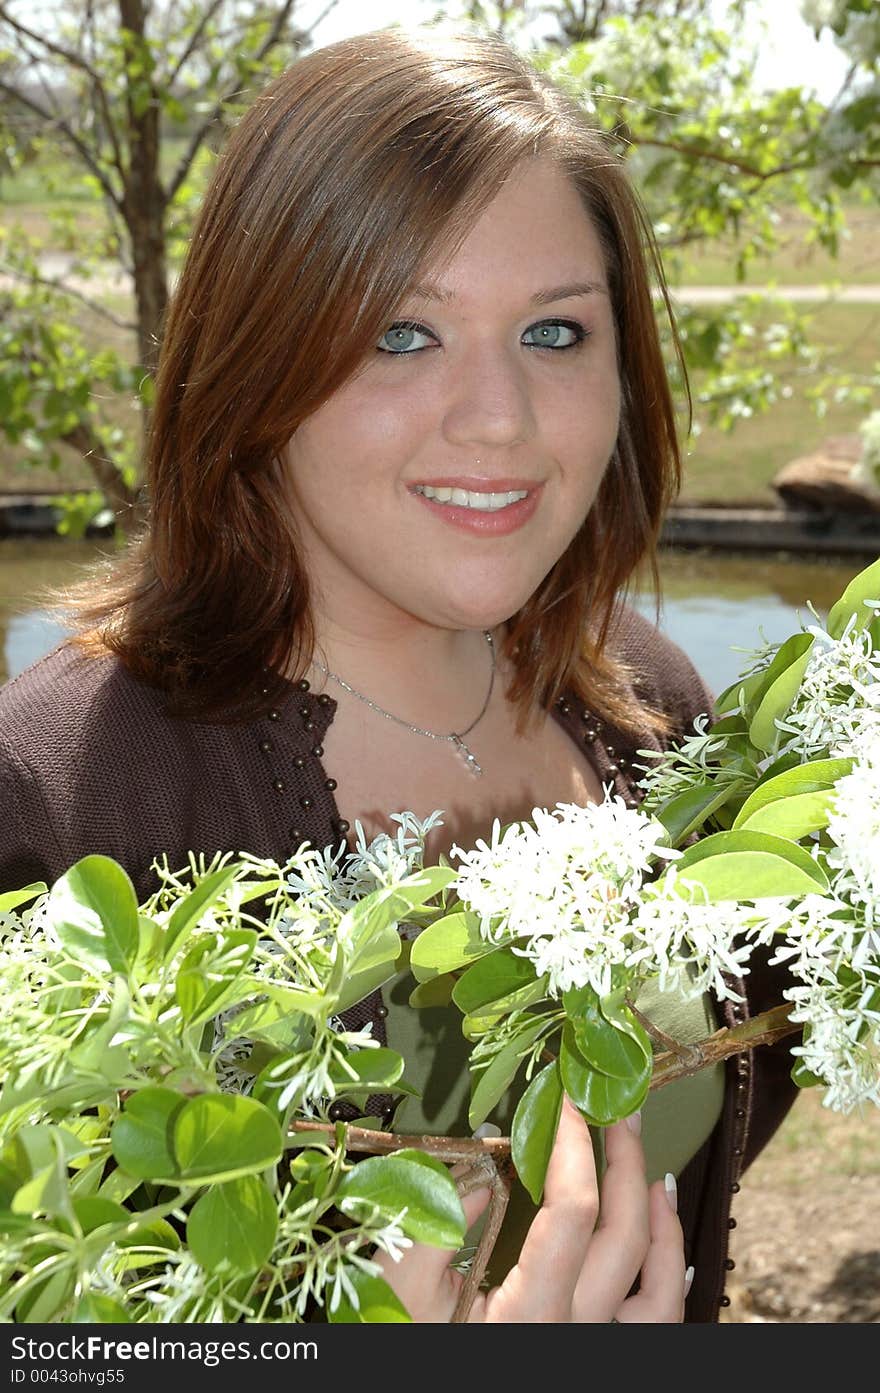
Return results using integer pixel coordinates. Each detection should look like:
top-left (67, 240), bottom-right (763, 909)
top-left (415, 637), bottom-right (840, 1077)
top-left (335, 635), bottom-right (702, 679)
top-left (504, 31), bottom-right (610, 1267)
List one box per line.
top-left (407, 280), bottom-right (609, 305)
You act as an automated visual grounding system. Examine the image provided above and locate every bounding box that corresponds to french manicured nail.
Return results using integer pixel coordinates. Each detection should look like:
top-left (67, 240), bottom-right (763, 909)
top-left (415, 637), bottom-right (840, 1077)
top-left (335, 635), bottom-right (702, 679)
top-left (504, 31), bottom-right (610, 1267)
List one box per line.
top-left (664, 1171), bottom-right (678, 1213)
top-left (684, 1266), bottom-right (695, 1297)
top-left (624, 1110), bottom-right (642, 1136)
top-left (472, 1122), bottom-right (502, 1139)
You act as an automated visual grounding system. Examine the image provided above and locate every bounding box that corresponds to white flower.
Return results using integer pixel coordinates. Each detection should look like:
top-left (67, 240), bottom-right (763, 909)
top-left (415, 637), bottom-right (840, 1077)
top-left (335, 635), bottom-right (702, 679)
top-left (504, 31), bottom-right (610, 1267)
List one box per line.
top-left (450, 797), bottom-right (679, 998)
top-left (786, 974), bottom-right (880, 1112)
top-left (775, 611), bottom-right (880, 759)
top-left (636, 712), bottom-right (743, 802)
top-left (851, 409), bottom-right (880, 495)
top-left (825, 750), bottom-right (880, 928)
top-left (630, 870), bottom-right (773, 1003)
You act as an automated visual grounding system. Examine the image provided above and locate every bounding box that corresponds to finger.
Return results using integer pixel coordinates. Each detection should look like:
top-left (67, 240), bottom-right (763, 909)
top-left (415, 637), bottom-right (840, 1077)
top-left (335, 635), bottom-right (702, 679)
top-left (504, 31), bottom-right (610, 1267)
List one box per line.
top-left (614, 1176), bottom-right (688, 1323)
top-left (484, 1094), bottom-right (599, 1322)
top-left (373, 1182), bottom-right (492, 1324)
top-left (572, 1113), bottom-right (650, 1318)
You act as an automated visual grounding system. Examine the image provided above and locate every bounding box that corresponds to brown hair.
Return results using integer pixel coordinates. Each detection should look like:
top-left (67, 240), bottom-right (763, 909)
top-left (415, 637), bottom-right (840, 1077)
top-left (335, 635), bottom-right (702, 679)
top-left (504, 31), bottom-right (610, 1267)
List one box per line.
top-left (67, 26), bottom-right (685, 733)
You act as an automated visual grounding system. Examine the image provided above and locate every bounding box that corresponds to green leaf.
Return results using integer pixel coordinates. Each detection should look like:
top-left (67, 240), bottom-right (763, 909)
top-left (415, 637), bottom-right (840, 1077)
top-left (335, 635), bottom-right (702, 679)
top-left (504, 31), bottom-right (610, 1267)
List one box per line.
top-left (110, 1088), bottom-right (184, 1181)
top-left (468, 1016), bottom-right (550, 1130)
top-left (48, 855), bottom-right (139, 972)
top-left (16, 1266), bottom-right (75, 1324)
top-left (255, 982), bottom-right (328, 1022)
top-left (0, 882), bottom-right (46, 914)
top-left (654, 777), bottom-right (749, 845)
top-left (340, 867), bottom-right (456, 977)
top-left (791, 1058), bottom-right (823, 1089)
top-left (71, 1293), bottom-right (131, 1323)
top-left (452, 947), bottom-right (540, 1014)
top-left (733, 757), bottom-right (853, 838)
top-left (563, 984), bottom-right (649, 1080)
top-left (70, 1196), bottom-right (129, 1234)
top-left (328, 1270), bottom-right (412, 1323)
top-left (748, 633), bottom-right (814, 752)
top-left (714, 666), bottom-right (770, 716)
top-left (187, 1175), bottom-right (278, 1274)
top-left (336, 950), bottom-right (401, 1014)
top-left (329, 1047), bottom-right (405, 1093)
top-left (510, 1061), bottom-right (563, 1205)
top-left (559, 1025), bottom-right (650, 1126)
top-left (408, 974), bottom-right (456, 1008)
top-left (827, 556), bottom-right (880, 639)
top-left (175, 929), bottom-right (257, 1026)
top-left (675, 827), bottom-right (829, 899)
top-left (409, 910), bottom-right (493, 982)
top-left (163, 864), bottom-right (241, 962)
top-left (336, 1150), bottom-right (465, 1248)
top-left (600, 988), bottom-right (654, 1062)
top-left (174, 1094), bottom-right (283, 1183)
top-left (734, 788), bottom-right (836, 839)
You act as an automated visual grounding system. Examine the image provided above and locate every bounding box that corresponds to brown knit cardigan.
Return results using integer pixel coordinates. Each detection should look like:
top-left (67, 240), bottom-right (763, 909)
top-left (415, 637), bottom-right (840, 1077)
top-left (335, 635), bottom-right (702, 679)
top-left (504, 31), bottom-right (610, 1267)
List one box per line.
top-left (0, 606), bottom-right (799, 1322)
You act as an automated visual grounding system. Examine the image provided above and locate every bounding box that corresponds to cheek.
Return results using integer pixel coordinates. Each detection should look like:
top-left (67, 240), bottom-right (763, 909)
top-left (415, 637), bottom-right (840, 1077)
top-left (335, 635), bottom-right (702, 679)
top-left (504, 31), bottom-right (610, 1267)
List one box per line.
top-left (554, 377), bottom-right (620, 485)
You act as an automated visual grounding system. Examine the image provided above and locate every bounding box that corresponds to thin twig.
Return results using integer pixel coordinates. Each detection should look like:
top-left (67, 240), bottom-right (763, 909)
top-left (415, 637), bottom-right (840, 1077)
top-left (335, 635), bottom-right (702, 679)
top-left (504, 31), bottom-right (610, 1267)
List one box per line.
top-left (649, 1002), bottom-right (798, 1090)
top-left (0, 261), bottom-right (136, 330)
top-left (450, 1154), bottom-right (515, 1323)
top-left (628, 997), bottom-right (700, 1062)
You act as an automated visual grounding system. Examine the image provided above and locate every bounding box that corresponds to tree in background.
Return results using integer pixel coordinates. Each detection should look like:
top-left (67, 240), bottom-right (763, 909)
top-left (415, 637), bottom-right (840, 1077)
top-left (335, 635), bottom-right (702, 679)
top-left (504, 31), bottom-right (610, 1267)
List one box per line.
top-left (0, 0), bottom-right (877, 533)
top-left (461, 0), bottom-right (713, 45)
top-left (0, 0), bottom-right (337, 529)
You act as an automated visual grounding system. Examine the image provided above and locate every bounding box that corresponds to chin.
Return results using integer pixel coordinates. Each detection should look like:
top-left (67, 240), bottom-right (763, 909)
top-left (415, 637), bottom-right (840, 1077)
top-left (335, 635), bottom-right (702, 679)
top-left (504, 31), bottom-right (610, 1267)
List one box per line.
top-left (435, 590), bottom-right (540, 632)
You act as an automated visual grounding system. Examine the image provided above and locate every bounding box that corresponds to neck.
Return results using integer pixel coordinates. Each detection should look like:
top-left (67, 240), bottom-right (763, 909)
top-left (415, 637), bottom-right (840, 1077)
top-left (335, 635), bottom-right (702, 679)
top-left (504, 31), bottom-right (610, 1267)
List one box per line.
top-left (305, 617), bottom-right (499, 739)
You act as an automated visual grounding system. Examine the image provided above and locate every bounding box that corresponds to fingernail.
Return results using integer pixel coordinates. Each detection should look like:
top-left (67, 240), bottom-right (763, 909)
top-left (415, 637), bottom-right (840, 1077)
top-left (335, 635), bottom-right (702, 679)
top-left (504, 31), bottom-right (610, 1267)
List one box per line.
top-left (684, 1265), bottom-right (695, 1297)
top-left (624, 1110), bottom-right (642, 1136)
top-left (664, 1171), bottom-right (678, 1213)
top-left (472, 1122), bottom-right (502, 1139)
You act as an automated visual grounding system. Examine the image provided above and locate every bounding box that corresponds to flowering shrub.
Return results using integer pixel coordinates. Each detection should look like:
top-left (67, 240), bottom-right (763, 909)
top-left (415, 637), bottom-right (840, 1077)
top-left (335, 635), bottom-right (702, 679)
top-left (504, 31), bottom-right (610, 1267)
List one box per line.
top-left (0, 559), bottom-right (878, 1322)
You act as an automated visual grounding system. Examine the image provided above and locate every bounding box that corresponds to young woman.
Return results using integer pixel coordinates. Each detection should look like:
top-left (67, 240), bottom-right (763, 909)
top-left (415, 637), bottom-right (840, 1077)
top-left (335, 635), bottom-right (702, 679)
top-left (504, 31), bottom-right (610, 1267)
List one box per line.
top-left (0, 26), bottom-right (798, 1322)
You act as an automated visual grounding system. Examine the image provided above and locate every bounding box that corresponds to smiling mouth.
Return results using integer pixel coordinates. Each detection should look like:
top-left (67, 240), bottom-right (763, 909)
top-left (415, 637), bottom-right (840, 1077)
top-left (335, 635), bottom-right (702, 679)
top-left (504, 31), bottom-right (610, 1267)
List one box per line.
top-left (412, 484), bottom-right (530, 512)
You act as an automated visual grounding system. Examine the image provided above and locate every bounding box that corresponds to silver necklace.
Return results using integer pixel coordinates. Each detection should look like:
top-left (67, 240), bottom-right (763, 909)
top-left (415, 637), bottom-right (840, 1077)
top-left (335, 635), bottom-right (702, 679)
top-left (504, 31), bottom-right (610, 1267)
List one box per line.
top-left (310, 631), bottom-right (495, 777)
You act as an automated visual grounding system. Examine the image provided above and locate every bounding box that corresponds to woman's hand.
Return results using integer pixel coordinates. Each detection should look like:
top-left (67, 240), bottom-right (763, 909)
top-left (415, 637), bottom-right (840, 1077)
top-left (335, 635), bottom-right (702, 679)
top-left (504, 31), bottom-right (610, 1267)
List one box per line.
top-left (374, 1096), bottom-right (692, 1323)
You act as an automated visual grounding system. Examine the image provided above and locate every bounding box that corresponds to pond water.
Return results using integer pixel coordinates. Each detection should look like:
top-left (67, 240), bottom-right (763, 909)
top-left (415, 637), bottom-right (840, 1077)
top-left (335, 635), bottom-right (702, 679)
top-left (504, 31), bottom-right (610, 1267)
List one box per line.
top-left (0, 536), bottom-right (867, 698)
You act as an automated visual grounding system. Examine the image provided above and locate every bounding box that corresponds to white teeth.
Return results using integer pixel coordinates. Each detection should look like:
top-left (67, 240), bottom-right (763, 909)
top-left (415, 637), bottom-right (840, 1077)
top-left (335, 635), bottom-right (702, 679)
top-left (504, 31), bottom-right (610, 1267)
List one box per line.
top-left (416, 485), bottom-right (530, 511)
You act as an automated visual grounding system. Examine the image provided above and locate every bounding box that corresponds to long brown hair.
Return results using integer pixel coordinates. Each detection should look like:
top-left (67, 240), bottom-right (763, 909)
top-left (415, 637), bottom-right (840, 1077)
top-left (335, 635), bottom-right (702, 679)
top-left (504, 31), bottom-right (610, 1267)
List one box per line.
top-left (66, 26), bottom-right (685, 733)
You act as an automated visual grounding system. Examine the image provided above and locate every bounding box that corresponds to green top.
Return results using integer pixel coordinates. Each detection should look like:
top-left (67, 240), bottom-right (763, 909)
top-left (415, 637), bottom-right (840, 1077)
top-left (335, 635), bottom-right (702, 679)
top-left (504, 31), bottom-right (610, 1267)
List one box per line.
top-left (384, 970), bottom-right (724, 1285)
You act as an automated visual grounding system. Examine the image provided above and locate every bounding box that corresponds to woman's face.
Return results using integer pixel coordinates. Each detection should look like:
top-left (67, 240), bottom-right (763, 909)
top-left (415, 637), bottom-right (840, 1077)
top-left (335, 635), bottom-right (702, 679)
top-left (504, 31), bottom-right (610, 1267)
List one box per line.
top-left (283, 157), bottom-right (621, 637)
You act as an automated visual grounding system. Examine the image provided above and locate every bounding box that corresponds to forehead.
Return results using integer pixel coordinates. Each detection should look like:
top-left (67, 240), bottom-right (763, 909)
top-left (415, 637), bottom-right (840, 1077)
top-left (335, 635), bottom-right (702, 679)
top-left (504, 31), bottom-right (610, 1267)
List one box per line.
top-left (412, 159), bottom-right (609, 302)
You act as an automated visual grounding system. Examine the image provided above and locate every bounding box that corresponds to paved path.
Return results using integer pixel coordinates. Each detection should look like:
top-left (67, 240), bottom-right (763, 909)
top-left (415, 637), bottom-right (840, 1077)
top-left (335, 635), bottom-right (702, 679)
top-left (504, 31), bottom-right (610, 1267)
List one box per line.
top-left (669, 283), bottom-right (880, 304)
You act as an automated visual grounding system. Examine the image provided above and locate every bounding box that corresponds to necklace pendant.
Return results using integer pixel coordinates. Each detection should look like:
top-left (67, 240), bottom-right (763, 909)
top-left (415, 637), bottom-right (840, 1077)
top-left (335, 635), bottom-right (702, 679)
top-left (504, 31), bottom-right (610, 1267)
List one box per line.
top-left (452, 734), bottom-right (483, 777)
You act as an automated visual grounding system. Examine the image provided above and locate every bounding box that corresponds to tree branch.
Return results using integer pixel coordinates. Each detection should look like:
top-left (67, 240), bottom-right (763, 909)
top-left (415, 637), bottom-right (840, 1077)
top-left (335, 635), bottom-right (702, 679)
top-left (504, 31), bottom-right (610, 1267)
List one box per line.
top-left (0, 79), bottom-right (123, 212)
top-left (165, 0), bottom-right (301, 202)
top-left (0, 4), bottom-right (127, 181)
top-left (59, 420), bottom-right (141, 527)
top-left (0, 261), bottom-right (136, 332)
top-left (163, 0), bottom-right (226, 88)
top-left (648, 1002), bottom-right (798, 1090)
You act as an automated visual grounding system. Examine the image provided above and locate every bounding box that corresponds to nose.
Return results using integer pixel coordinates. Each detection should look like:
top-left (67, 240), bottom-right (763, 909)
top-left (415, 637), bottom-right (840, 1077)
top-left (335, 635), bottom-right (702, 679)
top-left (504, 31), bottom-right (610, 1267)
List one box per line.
top-left (441, 343), bottom-right (536, 450)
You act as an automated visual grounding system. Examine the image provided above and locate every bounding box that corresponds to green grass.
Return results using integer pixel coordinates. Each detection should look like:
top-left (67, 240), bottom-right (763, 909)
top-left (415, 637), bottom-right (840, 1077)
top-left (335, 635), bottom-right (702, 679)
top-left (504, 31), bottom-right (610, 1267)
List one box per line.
top-left (681, 301), bottom-right (880, 506)
top-left (666, 206), bottom-right (880, 289)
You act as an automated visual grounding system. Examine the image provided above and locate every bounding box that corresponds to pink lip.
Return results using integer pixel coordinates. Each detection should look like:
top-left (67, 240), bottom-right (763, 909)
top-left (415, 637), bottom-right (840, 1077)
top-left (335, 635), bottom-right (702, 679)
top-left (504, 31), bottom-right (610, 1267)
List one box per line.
top-left (409, 481), bottom-right (544, 536)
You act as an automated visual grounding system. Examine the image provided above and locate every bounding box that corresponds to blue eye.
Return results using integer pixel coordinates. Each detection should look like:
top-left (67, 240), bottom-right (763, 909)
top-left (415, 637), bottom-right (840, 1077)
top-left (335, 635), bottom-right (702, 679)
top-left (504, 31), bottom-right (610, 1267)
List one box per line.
top-left (522, 319), bottom-right (585, 350)
top-left (377, 321), bottom-right (435, 354)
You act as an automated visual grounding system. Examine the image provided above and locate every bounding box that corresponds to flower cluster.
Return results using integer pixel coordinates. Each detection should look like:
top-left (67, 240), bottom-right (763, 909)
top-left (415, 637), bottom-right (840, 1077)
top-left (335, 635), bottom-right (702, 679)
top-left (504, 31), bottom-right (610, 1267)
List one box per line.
top-left (776, 610), bottom-right (880, 760)
top-left (449, 797), bottom-right (766, 1002)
